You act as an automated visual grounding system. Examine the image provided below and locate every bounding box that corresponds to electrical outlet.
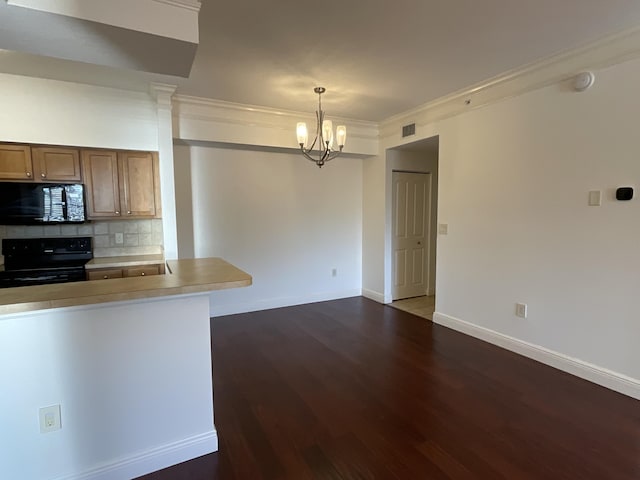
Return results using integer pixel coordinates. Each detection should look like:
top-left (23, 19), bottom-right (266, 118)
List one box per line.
top-left (39, 405), bottom-right (61, 433)
top-left (331, 268), bottom-right (337, 277)
top-left (115, 232), bottom-right (124, 244)
top-left (438, 224), bottom-right (448, 235)
top-left (515, 303), bottom-right (528, 319)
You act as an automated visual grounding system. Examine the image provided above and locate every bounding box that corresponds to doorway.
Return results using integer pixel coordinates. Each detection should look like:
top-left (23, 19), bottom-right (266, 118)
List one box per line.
top-left (387, 136), bottom-right (439, 320)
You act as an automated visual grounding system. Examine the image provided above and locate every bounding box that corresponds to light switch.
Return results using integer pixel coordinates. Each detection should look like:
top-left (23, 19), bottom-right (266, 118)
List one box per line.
top-left (438, 223), bottom-right (448, 235)
top-left (588, 190), bottom-right (601, 207)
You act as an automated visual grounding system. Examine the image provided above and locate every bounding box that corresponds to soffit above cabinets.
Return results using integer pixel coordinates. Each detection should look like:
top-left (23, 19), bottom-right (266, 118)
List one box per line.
top-left (0, 0), bottom-right (201, 77)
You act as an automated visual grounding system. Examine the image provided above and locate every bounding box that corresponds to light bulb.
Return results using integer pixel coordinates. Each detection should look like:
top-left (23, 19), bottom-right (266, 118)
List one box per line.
top-left (296, 122), bottom-right (308, 147)
top-left (336, 125), bottom-right (346, 148)
top-left (322, 120), bottom-right (334, 149)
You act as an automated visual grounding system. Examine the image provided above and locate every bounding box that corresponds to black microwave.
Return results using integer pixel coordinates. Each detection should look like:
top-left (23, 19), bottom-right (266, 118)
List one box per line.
top-left (0, 182), bottom-right (86, 224)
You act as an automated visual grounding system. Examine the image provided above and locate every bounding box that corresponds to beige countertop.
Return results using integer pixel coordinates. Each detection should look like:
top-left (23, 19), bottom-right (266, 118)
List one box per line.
top-left (85, 254), bottom-right (165, 270)
top-left (0, 258), bottom-right (252, 316)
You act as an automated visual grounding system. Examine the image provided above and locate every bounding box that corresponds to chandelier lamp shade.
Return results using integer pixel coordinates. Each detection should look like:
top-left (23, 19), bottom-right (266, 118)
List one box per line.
top-left (296, 87), bottom-right (346, 168)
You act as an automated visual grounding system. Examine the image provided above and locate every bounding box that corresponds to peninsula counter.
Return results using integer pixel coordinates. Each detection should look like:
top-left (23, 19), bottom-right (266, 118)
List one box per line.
top-left (0, 257), bottom-right (252, 480)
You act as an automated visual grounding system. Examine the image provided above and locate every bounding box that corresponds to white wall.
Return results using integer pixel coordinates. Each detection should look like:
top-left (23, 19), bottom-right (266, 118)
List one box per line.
top-left (437, 60), bottom-right (640, 380)
top-left (0, 73), bottom-right (158, 150)
top-left (0, 295), bottom-right (216, 480)
top-left (362, 154), bottom-right (386, 302)
top-left (370, 58), bottom-right (640, 395)
top-left (174, 145), bottom-right (363, 315)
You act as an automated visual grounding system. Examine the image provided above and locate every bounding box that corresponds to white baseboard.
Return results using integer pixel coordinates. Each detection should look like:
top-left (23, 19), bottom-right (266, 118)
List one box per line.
top-left (210, 289), bottom-right (362, 316)
top-left (53, 430), bottom-right (218, 480)
top-left (362, 288), bottom-right (385, 303)
top-left (433, 312), bottom-right (640, 401)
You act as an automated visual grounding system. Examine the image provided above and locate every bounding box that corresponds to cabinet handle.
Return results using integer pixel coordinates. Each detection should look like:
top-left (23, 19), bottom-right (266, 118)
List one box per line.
top-left (26, 172), bottom-right (31, 177)
top-left (115, 211), bottom-right (120, 214)
top-left (41, 173), bottom-right (46, 178)
top-left (141, 272), bottom-right (145, 276)
top-left (103, 275), bottom-right (109, 279)
top-left (127, 211), bottom-right (131, 215)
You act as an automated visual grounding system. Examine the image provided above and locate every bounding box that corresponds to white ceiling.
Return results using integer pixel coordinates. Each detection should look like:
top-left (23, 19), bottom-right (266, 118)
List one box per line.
top-left (175, 0), bottom-right (640, 121)
top-left (4, 0), bottom-right (640, 121)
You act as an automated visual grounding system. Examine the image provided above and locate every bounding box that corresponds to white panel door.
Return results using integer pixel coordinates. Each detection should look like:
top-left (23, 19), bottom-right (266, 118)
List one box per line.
top-left (392, 171), bottom-right (431, 300)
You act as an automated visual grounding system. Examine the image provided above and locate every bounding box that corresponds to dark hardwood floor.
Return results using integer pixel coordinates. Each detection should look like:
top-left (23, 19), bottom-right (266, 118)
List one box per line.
top-left (138, 297), bottom-right (640, 479)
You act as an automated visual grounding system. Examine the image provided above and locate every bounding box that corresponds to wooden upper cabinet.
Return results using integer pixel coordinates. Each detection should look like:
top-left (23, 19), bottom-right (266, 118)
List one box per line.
top-left (118, 151), bottom-right (161, 218)
top-left (82, 150), bottom-right (161, 220)
top-left (81, 150), bottom-right (121, 218)
top-left (0, 144), bottom-right (34, 180)
top-left (32, 147), bottom-right (81, 182)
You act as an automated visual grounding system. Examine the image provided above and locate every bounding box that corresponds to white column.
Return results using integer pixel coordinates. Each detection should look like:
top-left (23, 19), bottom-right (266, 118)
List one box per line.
top-left (150, 83), bottom-right (178, 260)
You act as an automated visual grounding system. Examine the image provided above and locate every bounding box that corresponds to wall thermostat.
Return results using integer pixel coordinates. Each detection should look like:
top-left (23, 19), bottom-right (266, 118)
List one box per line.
top-left (573, 72), bottom-right (595, 92)
top-left (616, 187), bottom-right (633, 201)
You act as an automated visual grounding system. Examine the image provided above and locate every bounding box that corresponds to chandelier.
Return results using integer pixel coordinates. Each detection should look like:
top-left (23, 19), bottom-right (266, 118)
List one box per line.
top-left (296, 87), bottom-right (346, 168)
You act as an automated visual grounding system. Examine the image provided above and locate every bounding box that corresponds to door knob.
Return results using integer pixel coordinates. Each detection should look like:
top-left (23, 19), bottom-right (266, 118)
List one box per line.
top-left (41, 173), bottom-right (46, 178)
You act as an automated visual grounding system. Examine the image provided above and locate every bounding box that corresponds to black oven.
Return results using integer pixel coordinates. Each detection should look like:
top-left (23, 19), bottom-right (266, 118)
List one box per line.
top-left (0, 237), bottom-right (92, 288)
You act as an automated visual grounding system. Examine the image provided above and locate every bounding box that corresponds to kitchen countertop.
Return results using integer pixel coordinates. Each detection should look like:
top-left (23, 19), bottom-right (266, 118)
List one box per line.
top-left (0, 257), bottom-right (252, 315)
top-left (85, 254), bottom-right (165, 270)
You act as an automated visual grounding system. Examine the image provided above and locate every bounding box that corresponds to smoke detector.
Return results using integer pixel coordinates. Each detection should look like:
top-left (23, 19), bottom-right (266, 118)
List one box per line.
top-left (573, 72), bottom-right (595, 92)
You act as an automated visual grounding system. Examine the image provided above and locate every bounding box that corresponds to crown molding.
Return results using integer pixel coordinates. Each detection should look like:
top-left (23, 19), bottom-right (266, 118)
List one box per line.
top-left (173, 23), bottom-right (640, 154)
top-left (172, 94), bottom-right (379, 155)
top-left (380, 24), bottom-right (640, 142)
top-left (173, 94), bottom-right (376, 129)
top-left (150, 82), bottom-right (177, 109)
top-left (151, 0), bottom-right (201, 12)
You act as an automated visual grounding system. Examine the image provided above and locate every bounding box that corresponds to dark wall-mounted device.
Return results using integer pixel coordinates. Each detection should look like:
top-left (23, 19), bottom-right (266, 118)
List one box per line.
top-left (616, 187), bottom-right (634, 201)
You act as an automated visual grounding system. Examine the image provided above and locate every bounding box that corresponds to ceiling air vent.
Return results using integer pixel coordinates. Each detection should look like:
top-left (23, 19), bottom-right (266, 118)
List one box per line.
top-left (402, 123), bottom-right (416, 138)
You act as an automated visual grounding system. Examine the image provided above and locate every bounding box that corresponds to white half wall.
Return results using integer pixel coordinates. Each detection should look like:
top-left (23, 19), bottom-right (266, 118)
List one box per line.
top-left (174, 145), bottom-right (363, 316)
top-left (0, 295), bottom-right (216, 480)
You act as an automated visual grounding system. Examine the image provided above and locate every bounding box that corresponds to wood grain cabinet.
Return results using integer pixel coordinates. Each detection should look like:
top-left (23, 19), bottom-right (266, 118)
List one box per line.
top-left (123, 265), bottom-right (164, 277)
top-left (87, 264), bottom-right (165, 281)
top-left (0, 144), bottom-right (34, 180)
top-left (32, 147), bottom-right (81, 182)
top-left (81, 150), bottom-right (161, 220)
top-left (0, 144), bottom-right (82, 182)
top-left (86, 268), bottom-right (124, 281)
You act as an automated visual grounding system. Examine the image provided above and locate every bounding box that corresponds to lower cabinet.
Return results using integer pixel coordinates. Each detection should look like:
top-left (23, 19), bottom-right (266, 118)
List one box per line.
top-left (87, 264), bottom-right (165, 281)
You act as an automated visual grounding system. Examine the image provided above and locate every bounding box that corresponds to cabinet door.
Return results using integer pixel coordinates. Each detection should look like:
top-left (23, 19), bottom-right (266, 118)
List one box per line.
top-left (81, 150), bottom-right (121, 219)
top-left (118, 152), bottom-right (161, 218)
top-left (0, 144), bottom-right (33, 180)
top-left (32, 147), bottom-right (81, 182)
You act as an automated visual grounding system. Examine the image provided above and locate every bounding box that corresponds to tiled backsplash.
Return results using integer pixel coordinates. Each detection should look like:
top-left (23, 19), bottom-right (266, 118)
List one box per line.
top-left (0, 219), bottom-right (163, 258)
